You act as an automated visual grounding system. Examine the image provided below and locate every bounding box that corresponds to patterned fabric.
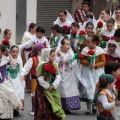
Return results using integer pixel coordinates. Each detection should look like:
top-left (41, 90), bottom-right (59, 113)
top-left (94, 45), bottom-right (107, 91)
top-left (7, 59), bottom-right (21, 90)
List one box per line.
top-left (0, 65), bottom-right (8, 84)
top-left (61, 96), bottom-right (81, 110)
top-left (34, 84), bottom-right (62, 120)
top-left (0, 94), bottom-right (13, 119)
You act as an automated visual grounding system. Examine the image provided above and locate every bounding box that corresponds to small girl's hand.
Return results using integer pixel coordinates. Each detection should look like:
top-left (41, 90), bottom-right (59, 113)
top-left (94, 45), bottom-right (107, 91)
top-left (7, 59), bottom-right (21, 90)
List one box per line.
top-left (48, 86), bottom-right (54, 92)
top-left (65, 60), bottom-right (70, 65)
top-left (90, 63), bottom-right (96, 69)
top-left (57, 51), bottom-right (61, 56)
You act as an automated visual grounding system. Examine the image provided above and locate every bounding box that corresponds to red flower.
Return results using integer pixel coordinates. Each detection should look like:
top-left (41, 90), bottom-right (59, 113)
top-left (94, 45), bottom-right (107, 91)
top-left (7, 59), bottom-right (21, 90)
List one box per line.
top-left (79, 30), bottom-right (86, 36)
top-left (2, 40), bottom-right (9, 45)
top-left (46, 36), bottom-right (50, 41)
top-left (115, 77), bottom-right (120, 90)
top-left (71, 30), bottom-right (77, 35)
top-left (43, 64), bottom-right (56, 74)
top-left (87, 50), bottom-right (95, 55)
top-left (79, 54), bottom-right (85, 60)
top-left (63, 25), bottom-right (69, 31)
top-left (97, 21), bottom-right (103, 28)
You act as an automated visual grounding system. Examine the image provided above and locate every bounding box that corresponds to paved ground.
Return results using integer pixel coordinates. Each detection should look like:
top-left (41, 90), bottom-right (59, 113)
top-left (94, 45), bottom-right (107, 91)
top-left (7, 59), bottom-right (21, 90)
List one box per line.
top-left (13, 91), bottom-right (96, 120)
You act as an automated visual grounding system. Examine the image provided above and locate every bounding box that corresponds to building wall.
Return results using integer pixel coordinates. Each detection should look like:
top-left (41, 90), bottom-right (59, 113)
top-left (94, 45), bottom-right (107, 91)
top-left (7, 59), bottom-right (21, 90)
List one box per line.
top-left (27, 0), bottom-right (37, 25)
top-left (0, 0), bottom-right (16, 43)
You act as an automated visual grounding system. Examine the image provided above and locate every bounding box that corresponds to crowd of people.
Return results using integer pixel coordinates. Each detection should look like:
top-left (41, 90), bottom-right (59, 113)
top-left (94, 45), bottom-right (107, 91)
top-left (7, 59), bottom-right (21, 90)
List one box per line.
top-left (1, 1), bottom-right (120, 120)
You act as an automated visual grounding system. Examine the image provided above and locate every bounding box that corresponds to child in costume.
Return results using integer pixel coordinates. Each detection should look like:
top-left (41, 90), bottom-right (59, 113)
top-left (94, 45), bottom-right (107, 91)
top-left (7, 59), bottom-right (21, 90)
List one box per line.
top-left (50, 24), bottom-right (63, 50)
top-left (22, 43), bottom-right (44, 115)
top-left (0, 44), bottom-right (22, 120)
top-left (34, 48), bottom-right (65, 120)
top-left (80, 35), bottom-right (106, 114)
top-left (55, 38), bottom-right (80, 114)
top-left (7, 45), bottom-right (25, 116)
top-left (94, 74), bottom-right (120, 120)
top-left (100, 18), bottom-right (116, 43)
top-left (104, 40), bottom-right (120, 63)
top-left (19, 26), bottom-right (50, 54)
top-left (21, 22), bottom-right (37, 62)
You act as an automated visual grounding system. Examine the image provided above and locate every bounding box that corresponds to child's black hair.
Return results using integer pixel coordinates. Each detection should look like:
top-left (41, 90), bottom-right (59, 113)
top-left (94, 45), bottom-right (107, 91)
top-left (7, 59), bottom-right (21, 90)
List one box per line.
top-left (0, 44), bottom-right (6, 52)
top-left (82, 1), bottom-right (90, 7)
top-left (29, 23), bottom-right (37, 32)
top-left (106, 18), bottom-right (115, 25)
top-left (87, 35), bottom-right (99, 43)
top-left (59, 9), bottom-right (67, 16)
top-left (61, 38), bottom-right (70, 45)
top-left (36, 26), bottom-right (45, 33)
top-left (105, 61), bottom-right (120, 74)
top-left (10, 45), bottom-right (19, 52)
top-left (102, 9), bottom-right (110, 15)
top-left (114, 28), bottom-right (120, 37)
top-left (50, 49), bottom-right (55, 55)
top-left (51, 24), bottom-right (60, 33)
top-left (85, 22), bottom-right (94, 28)
top-left (86, 13), bottom-right (93, 19)
top-left (71, 22), bottom-right (80, 29)
top-left (4, 29), bottom-right (11, 36)
top-left (108, 43), bottom-right (116, 49)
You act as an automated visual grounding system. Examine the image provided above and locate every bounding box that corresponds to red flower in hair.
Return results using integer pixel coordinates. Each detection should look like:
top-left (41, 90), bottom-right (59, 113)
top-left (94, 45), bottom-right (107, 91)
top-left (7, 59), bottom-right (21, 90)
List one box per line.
top-left (87, 50), bottom-right (95, 55)
top-left (79, 30), bottom-right (86, 36)
top-left (63, 25), bottom-right (69, 31)
top-left (71, 30), bottom-right (77, 35)
top-left (97, 21), bottom-right (103, 28)
top-left (43, 64), bottom-right (56, 74)
top-left (115, 77), bottom-right (120, 90)
top-left (79, 54), bottom-right (85, 60)
top-left (2, 40), bottom-right (9, 45)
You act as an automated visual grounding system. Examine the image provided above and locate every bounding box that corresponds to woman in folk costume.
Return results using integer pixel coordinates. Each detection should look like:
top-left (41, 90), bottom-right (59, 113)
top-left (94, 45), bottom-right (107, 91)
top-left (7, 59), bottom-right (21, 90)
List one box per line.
top-left (21, 43), bottom-right (44, 116)
top-left (80, 35), bottom-right (106, 115)
top-left (21, 22), bottom-right (37, 61)
top-left (34, 48), bottom-right (65, 120)
top-left (97, 9), bottom-right (111, 30)
top-left (0, 44), bottom-right (22, 120)
top-left (54, 9), bottom-right (74, 37)
top-left (55, 38), bottom-right (80, 114)
top-left (104, 40), bottom-right (120, 63)
top-left (99, 18), bottom-right (117, 48)
top-left (112, 6), bottom-right (120, 30)
top-left (7, 45), bottom-right (25, 116)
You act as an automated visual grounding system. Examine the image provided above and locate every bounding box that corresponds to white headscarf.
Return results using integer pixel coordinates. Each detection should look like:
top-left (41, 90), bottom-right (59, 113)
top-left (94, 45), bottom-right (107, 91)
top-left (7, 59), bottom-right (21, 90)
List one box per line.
top-left (54, 10), bottom-right (74, 27)
top-left (104, 40), bottom-right (120, 57)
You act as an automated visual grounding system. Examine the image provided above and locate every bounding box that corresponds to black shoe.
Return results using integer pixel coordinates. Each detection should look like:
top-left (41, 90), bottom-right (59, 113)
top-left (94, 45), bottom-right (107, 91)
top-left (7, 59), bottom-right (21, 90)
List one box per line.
top-left (13, 109), bottom-right (19, 117)
top-left (64, 110), bottom-right (71, 114)
top-left (92, 109), bottom-right (97, 114)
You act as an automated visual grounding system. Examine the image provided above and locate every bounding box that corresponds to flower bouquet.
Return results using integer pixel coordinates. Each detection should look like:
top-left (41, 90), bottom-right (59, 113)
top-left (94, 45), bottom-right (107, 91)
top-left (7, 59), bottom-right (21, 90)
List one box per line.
top-left (2, 40), bottom-right (10, 49)
top-left (87, 50), bottom-right (96, 64)
top-left (99, 38), bottom-right (106, 48)
top-left (61, 25), bottom-right (69, 34)
top-left (77, 30), bottom-right (86, 47)
top-left (43, 63), bottom-right (56, 86)
top-left (70, 30), bottom-right (77, 39)
top-left (96, 21), bottom-right (103, 30)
